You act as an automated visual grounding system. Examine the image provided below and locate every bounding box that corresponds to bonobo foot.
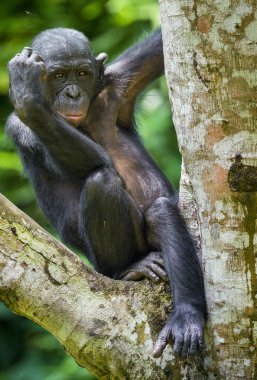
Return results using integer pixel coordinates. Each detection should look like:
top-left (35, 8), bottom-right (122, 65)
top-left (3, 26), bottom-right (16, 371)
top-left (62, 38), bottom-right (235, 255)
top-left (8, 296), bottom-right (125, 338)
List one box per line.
top-left (153, 304), bottom-right (205, 358)
top-left (118, 252), bottom-right (168, 282)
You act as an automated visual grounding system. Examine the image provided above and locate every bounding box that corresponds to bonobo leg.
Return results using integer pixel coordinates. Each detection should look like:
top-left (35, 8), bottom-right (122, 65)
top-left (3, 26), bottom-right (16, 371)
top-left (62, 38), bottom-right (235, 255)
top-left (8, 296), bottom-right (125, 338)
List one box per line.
top-left (79, 168), bottom-right (146, 277)
top-left (145, 197), bottom-right (207, 358)
top-left (118, 252), bottom-right (168, 282)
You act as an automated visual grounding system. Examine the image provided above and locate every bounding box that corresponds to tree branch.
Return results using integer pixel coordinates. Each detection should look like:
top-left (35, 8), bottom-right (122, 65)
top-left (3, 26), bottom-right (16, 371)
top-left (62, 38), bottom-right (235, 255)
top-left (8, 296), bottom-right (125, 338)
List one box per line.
top-left (0, 193), bottom-right (178, 379)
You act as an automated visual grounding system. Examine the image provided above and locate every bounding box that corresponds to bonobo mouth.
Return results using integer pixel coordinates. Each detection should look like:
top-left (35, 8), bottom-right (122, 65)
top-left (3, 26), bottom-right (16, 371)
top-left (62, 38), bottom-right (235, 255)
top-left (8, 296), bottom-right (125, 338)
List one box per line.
top-left (57, 112), bottom-right (86, 126)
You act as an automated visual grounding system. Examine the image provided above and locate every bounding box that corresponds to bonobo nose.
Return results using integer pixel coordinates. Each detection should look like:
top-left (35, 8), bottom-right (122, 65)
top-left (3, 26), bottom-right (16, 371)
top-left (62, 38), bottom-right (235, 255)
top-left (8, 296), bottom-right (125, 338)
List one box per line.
top-left (65, 85), bottom-right (81, 99)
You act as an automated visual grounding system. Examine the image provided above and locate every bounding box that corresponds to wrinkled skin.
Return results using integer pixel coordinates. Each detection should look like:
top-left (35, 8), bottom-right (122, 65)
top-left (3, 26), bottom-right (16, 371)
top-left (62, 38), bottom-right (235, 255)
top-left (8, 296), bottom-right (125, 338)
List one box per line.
top-left (6, 28), bottom-right (207, 359)
top-left (118, 252), bottom-right (168, 282)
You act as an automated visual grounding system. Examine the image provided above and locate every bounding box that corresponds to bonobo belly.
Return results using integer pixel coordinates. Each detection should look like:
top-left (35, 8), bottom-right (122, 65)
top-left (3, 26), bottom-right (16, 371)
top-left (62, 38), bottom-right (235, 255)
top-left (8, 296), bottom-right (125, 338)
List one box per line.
top-left (107, 130), bottom-right (173, 212)
top-left (113, 158), bottom-right (168, 211)
top-left (81, 126), bottom-right (173, 212)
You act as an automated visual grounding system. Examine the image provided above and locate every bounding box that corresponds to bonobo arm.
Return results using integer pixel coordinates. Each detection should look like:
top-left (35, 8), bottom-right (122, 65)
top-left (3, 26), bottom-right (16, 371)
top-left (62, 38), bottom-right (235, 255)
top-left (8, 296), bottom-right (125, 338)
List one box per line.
top-left (8, 48), bottom-right (112, 178)
top-left (21, 107), bottom-right (112, 177)
top-left (6, 113), bottom-right (100, 264)
top-left (105, 30), bottom-right (164, 127)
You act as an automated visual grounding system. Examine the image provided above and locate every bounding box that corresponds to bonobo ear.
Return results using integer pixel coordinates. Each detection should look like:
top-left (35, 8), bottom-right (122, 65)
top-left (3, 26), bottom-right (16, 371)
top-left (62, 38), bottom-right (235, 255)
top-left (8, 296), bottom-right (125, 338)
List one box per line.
top-left (95, 52), bottom-right (108, 79)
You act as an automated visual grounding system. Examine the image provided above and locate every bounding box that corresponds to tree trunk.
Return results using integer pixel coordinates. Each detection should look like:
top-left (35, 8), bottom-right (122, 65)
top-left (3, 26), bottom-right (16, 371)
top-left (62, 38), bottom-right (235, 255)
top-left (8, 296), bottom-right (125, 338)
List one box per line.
top-left (160, 0), bottom-right (257, 378)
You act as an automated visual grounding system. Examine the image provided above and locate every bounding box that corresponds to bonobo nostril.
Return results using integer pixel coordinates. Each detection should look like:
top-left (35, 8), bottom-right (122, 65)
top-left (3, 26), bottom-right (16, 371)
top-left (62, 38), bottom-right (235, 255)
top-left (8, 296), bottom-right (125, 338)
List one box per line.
top-left (65, 85), bottom-right (81, 99)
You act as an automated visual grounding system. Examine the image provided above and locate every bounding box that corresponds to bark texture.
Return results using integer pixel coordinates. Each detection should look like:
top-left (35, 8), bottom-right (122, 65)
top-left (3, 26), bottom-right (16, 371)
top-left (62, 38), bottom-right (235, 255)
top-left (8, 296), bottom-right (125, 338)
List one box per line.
top-left (160, 0), bottom-right (257, 378)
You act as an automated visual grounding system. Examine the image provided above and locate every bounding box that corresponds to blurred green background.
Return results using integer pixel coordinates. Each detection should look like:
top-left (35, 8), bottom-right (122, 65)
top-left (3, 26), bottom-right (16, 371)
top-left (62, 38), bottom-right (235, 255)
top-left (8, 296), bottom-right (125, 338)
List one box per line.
top-left (0, 0), bottom-right (181, 379)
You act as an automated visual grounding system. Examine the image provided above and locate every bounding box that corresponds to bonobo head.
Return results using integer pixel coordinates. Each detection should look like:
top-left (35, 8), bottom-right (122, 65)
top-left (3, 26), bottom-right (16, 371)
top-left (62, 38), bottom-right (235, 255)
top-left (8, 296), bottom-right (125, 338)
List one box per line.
top-left (32, 28), bottom-right (107, 127)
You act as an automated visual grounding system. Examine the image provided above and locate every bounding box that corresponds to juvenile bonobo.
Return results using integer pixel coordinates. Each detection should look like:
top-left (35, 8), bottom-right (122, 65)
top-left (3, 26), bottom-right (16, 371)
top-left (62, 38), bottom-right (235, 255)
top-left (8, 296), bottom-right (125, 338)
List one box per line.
top-left (6, 28), bottom-right (207, 358)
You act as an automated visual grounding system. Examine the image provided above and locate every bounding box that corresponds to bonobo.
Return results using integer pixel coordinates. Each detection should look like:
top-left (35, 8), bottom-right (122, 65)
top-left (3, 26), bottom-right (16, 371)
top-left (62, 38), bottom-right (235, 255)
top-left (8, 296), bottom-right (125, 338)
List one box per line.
top-left (6, 28), bottom-right (207, 358)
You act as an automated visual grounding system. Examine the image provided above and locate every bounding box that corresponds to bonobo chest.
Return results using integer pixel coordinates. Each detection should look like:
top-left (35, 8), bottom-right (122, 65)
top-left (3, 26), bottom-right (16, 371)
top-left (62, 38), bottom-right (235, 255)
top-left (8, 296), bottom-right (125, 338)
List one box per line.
top-left (81, 124), bottom-right (171, 210)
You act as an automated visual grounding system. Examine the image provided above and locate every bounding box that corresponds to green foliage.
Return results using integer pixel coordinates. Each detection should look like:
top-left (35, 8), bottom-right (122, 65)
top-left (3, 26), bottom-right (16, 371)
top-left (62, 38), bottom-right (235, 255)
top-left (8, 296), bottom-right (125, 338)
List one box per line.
top-left (0, 0), bottom-right (181, 379)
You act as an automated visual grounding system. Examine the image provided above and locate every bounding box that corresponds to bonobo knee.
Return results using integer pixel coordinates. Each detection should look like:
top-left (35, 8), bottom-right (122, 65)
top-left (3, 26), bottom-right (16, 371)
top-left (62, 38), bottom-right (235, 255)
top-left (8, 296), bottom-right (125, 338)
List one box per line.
top-left (145, 196), bottom-right (178, 224)
top-left (85, 167), bottom-right (124, 194)
top-left (144, 196), bottom-right (184, 245)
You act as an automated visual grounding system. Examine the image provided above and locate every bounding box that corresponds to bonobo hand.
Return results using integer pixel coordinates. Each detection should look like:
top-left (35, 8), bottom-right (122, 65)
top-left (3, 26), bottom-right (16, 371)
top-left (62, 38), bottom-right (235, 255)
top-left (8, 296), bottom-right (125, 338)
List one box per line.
top-left (118, 252), bottom-right (168, 283)
top-left (8, 47), bottom-right (45, 121)
top-left (153, 304), bottom-right (205, 358)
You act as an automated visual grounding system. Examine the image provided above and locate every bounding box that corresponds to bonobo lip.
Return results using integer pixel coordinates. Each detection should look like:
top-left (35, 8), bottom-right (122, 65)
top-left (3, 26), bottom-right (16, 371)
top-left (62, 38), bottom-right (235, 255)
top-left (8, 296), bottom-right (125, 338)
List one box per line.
top-left (57, 112), bottom-right (86, 126)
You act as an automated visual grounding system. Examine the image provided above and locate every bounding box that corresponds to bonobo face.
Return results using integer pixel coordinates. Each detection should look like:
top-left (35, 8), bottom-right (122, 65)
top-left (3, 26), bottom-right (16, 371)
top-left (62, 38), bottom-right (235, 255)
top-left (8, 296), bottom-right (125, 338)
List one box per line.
top-left (32, 28), bottom-right (97, 127)
top-left (44, 50), bottom-right (96, 127)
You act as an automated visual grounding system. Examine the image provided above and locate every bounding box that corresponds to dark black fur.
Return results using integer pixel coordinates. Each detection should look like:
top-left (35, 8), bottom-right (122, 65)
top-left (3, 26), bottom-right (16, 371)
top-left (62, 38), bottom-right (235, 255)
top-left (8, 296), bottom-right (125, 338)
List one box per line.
top-left (6, 28), bottom-right (207, 358)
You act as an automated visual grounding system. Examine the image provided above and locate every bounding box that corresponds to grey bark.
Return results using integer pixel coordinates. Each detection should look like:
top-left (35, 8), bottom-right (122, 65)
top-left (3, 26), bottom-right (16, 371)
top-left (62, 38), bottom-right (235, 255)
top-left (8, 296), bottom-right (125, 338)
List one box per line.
top-left (160, 0), bottom-right (257, 378)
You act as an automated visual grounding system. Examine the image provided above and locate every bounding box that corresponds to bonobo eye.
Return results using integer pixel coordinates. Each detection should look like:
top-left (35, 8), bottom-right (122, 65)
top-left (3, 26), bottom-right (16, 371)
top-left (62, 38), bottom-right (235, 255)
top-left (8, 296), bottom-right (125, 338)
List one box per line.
top-left (54, 72), bottom-right (65, 78)
top-left (77, 71), bottom-right (88, 77)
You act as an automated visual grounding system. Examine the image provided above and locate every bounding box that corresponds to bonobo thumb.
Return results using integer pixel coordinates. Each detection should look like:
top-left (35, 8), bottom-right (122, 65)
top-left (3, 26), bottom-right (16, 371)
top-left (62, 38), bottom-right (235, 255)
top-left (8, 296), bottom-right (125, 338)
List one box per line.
top-left (152, 329), bottom-right (169, 358)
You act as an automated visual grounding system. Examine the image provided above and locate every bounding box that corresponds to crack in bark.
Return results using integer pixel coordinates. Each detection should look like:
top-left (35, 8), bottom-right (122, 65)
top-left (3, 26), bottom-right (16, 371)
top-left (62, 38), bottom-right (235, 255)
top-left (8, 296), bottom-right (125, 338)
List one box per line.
top-left (193, 51), bottom-right (210, 90)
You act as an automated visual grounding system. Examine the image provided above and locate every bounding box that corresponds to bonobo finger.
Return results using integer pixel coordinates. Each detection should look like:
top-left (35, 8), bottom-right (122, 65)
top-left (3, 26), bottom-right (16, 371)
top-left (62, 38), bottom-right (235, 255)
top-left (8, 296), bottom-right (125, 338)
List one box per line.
top-left (153, 257), bottom-right (165, 268)
top-left (149, 252), bottom-right (164, 265)
top-left (120, 271), bottom-right (143, 281)
top-left (153, 328), bottom-right (169, 358)
top-left (180, 333), bottom-right (191, 358)
top-left (189, 334), bottom-right (198, 356)
top-left (173, 334), bottom-right (183, 357)
top-left (198, 331), bottom-right (205, 350)
top-left (154, 257), bottom-right (165, 268)
top-left (96, 52), bottom-right (108, 64)
top-left (151, 264), bottom-right (168, 282)
top-left (19, 47), bottom-right (33, 59)
top-left (143, 268), bottom-right (160, 283)
top-left (29, 52), bottom-right (44, 62)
